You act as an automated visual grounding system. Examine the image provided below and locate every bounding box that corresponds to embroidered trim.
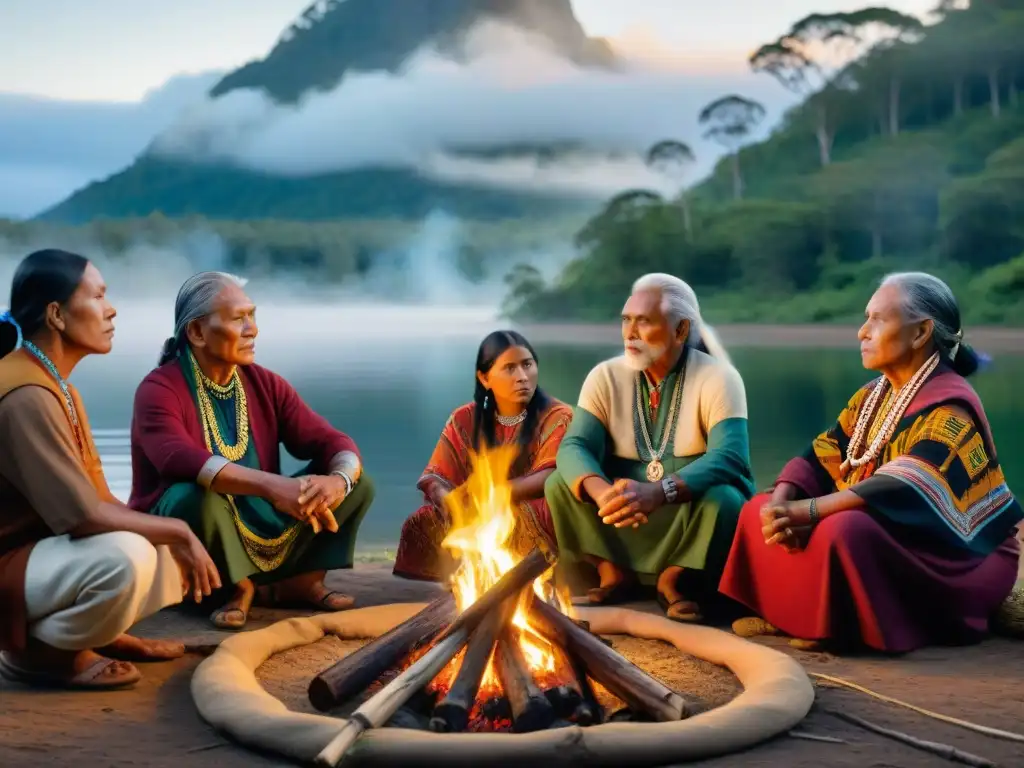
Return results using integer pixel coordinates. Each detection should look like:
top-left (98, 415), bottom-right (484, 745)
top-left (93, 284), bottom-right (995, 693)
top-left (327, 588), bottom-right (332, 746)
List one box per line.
top-left (876, 456), bottom-right (1014, 540)
top-left (957, 433), bottom-right (989, 482)
top-left (418, 472), bottom-right (454, 492)
top-left (226, 494), bottom-right (302, 572)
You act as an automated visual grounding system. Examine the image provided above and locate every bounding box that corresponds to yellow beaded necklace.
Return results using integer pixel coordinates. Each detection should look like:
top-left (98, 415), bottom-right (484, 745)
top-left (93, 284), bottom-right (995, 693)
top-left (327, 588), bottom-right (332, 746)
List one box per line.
top-left (189, 351), bottom-right (250, 462)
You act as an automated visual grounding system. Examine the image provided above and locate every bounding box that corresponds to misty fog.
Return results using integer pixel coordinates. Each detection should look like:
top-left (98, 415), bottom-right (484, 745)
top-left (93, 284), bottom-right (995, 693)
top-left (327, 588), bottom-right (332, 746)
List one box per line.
top-left (153, 20), bottom-right (788, 200)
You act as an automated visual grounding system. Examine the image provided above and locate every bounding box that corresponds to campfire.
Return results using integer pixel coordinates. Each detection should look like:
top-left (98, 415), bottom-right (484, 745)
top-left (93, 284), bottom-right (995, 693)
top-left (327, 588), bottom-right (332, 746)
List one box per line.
top-left (308, 447), bottom-right (688, 766)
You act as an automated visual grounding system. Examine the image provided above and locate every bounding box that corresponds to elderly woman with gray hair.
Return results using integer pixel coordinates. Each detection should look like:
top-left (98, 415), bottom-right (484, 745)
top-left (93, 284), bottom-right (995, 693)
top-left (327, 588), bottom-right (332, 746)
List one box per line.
top-left (128, 272), bottom-right (375, 629)
top-left (721, 272), bottom-right (1022, 653)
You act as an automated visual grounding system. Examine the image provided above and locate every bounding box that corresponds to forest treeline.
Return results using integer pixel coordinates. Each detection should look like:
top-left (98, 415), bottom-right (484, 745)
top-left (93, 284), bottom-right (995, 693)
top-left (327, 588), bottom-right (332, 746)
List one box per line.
top-left (504, 1), bottom-right (1024, 325)
top-left (6, 2), bottom-right (1023, 325)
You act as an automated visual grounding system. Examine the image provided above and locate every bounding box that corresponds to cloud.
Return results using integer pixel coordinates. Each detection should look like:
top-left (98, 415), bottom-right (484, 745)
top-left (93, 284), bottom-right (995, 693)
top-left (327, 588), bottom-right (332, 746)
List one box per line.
top-left (0, 71), bottom-right (221, 218)
top-left (153, 21), bottom-right (793, 199)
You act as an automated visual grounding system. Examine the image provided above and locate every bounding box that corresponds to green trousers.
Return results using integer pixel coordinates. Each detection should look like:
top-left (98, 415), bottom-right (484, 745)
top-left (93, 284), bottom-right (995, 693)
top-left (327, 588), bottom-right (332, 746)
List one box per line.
top-left (545, 467), bottom-right (743, 587)
top-left (152, 469), bottom-right (375, 586)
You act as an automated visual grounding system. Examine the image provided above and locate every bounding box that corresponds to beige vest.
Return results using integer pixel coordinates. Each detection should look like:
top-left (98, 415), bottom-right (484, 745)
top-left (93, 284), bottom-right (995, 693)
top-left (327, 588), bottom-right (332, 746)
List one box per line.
top-left (577, 350), bottom-right (748, 460)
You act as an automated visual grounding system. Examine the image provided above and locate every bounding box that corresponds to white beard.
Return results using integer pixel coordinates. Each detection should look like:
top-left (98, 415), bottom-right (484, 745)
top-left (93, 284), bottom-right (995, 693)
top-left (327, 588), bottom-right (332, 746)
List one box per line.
top-left (623, 341), bottom-right (667, 371)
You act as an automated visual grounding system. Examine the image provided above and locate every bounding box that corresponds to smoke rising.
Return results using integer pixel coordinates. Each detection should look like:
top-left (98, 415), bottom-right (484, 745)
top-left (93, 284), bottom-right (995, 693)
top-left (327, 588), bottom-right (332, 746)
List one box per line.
top-left (153, 21), bottom-right (788, 199)
top-left (0, 203), bottom-right (573, 325)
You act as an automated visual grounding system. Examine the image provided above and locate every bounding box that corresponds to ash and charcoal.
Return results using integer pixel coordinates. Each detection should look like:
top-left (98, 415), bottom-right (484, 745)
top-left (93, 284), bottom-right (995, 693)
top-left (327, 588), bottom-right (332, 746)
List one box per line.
top-left (385, 680), bottom-right (659, 732)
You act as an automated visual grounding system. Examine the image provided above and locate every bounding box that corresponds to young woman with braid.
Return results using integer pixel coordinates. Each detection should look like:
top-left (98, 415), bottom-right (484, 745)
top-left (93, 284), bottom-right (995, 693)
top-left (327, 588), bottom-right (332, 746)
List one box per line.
top-left (720, 272), bottom-right (1022, 653)
top-left (393, 330), bottom-right (572, 583)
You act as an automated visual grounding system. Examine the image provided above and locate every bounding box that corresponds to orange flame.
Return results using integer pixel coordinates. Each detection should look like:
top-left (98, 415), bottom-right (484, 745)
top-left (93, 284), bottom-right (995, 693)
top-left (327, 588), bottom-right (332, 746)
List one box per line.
top-left (440, 445), bottom-right (571, 691)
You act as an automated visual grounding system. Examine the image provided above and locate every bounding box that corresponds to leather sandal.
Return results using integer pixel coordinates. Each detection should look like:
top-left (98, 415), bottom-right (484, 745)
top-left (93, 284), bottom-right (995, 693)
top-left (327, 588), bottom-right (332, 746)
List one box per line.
top-left (657, 592), bottom-right (703, 623)
top-left (210, 606), bottom-right (248, 630)
top-left (258, 583), bottom-right (355, 612)
top-left (731, 617), bottom-right (781, 638)
top-left (0, 652), bottom-right (142, 690)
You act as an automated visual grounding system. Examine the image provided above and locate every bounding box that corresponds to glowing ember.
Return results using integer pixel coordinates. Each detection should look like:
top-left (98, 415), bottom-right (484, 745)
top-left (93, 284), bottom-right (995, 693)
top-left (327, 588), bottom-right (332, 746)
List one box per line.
top-left (433, 445), bottom-right (573, 699)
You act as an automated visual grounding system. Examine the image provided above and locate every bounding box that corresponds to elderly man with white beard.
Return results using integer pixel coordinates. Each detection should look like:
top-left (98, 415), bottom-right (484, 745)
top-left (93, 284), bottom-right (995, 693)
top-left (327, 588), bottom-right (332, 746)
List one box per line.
top-left (545, 273), bottom-right (755, 622)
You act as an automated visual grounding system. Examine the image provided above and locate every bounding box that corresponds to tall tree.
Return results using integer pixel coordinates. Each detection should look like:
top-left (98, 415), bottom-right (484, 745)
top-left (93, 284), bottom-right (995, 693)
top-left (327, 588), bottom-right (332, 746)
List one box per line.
top-left (645, 140), bottom-right (696, 241)
top-left (698, 95), bottom-right (766, 200)
top-left (750, 8), bottom-right (923, 162)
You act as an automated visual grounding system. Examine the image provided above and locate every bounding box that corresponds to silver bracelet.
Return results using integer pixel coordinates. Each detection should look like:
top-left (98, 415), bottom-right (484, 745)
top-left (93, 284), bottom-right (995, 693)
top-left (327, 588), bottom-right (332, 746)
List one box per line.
top-left (808, 497), bottom-right (819, 526)
top-left (331, 470), bottom-right (353, 496)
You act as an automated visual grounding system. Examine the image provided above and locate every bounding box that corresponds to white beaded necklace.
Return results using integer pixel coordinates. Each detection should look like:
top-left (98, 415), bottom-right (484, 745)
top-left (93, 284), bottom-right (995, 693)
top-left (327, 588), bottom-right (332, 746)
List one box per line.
top-left (840, 351), bottom-right (940, 477)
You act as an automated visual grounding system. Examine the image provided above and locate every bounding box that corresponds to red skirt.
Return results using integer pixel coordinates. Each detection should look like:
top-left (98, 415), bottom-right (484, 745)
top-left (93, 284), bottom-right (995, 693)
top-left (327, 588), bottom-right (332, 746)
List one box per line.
top-left (719, 493), bottom-right (1020, 652)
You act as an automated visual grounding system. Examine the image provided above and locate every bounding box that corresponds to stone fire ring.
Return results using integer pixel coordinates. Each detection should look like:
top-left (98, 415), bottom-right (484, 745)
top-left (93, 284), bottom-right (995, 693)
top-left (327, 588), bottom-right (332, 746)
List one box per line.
top-left (190, 603), bottom-right (814, 766)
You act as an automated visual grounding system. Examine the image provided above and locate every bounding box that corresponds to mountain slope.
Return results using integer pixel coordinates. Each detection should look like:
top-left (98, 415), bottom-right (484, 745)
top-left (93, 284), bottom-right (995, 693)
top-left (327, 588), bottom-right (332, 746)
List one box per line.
top-left (211, 0), bottom-right (615, 104)
top-left (38, 0), bottom-right (617, 223)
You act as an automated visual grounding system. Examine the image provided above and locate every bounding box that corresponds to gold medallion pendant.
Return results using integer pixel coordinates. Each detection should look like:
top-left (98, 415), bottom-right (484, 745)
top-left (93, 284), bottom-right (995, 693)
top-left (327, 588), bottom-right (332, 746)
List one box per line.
top-left (646, 460), bottom-right (665, 482)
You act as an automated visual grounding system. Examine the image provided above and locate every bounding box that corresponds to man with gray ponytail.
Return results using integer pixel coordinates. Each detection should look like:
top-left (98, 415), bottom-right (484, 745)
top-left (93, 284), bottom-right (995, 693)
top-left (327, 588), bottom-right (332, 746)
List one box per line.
top-left (128, 272), bottom-right (375, 630)
top-left (721, 271), bottom-right (1021, 653)
top-left (546, 273), bottom-right (755, 622)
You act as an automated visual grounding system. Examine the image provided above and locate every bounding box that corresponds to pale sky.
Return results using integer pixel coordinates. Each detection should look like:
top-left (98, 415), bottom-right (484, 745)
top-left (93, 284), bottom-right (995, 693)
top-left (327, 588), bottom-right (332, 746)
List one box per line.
top-left (0, 0), bottom-right (941, 218)
top-left (0, 0), bottom-right (938, 102)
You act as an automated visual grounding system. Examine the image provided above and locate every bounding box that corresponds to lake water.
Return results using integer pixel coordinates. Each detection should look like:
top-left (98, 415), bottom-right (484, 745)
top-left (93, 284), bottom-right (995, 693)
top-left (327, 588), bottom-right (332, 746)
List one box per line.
top-left (69, 303), bottom-right (1024, 550)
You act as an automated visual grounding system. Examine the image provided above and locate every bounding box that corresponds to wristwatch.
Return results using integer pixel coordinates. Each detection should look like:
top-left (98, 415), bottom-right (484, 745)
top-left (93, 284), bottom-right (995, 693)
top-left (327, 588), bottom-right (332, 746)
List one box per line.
top-left (661, 475), bottom-right (679, 504)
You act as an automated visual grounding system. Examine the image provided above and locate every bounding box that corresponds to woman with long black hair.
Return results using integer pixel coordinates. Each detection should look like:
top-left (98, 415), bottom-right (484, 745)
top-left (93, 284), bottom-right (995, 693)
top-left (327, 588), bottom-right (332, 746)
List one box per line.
top-left (0, 249), bottom-right (218, 690)
top-left (393, 330), bottom-right (572, 582)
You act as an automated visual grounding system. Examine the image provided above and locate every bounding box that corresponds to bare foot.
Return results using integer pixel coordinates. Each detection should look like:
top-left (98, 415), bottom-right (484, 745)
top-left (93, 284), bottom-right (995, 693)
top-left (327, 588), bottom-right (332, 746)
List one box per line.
top-left (211, 579), bottom-right (255, 630)
top-left (586, 560), bottom-right (639, 604)
top-left (98, 634), bottom-right (185, 662)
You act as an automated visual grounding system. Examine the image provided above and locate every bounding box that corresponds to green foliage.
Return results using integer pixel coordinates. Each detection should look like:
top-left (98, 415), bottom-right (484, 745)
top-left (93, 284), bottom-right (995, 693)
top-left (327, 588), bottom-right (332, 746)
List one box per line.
top-left (510, 4), bottom-right (1024, 326)
top-left (39, 157), bottom-right (595, 223)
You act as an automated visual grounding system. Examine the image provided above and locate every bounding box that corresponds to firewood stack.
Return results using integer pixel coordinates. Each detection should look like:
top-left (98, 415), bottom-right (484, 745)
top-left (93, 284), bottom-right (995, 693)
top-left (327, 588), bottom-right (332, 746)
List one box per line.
top-left (309, 548), bottom-right (688, 768)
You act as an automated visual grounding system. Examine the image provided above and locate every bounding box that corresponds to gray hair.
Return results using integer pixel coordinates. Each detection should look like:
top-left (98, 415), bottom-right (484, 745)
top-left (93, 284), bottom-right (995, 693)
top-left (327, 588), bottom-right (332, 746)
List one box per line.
top-left (631, 272), bottom-right (731, 365)
top-left (880, 271), bottom-right (980, 377)
top-left (158, 271), bottom-right (248, 365)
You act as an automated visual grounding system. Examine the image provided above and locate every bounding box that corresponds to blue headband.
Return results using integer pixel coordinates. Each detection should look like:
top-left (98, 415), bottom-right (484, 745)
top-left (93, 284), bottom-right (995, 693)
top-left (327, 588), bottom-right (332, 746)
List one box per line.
top-left (0, 309), bottom-right (23, 350)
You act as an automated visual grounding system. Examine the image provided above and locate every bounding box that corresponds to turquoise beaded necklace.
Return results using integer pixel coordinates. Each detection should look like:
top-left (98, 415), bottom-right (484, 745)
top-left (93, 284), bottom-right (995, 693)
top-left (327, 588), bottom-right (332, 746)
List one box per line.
top-left (23, 340), bottom-right (83, 445)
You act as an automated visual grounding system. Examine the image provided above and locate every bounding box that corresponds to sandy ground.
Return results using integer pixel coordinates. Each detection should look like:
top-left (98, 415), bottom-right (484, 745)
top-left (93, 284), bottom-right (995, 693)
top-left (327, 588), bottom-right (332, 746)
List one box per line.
top-left (515, 323), bottom-right (1024, 352)
top-left (2, 564), bottom-right (1022, 768)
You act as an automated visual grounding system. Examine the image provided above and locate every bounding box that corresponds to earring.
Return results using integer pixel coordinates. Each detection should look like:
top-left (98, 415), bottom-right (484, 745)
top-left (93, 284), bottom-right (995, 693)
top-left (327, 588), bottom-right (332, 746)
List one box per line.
top-left (483, 394), bottom-right (489, 409)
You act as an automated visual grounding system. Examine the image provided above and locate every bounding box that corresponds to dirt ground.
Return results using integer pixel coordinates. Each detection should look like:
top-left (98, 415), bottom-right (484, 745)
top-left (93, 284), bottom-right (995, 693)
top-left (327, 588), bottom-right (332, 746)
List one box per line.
top-left (1, 564), bottom-right (1022, 768)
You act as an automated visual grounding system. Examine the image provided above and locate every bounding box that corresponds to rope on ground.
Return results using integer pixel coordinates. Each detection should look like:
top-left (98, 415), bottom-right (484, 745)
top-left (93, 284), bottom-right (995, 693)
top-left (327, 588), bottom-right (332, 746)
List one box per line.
top-left (809, 672), bottom-right (1024, 743)
top-left (823, 708), bottom-right (996, 768)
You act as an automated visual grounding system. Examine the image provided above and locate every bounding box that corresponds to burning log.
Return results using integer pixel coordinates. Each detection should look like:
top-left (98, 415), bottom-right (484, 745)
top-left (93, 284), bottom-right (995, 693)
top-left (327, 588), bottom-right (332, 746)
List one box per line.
top-left (565, 646), bottom-right (603, 726)
top-left (526, 593), bottom-right (687, 722)
top-left (435, 547), bottom-right (554, 645)
top-left (542, 640), bottom-right (584, 719)
top-left (495, 626), bottom-right (556, 733)
top-left (313, 620), bottom-right (471, 768)
top-left (308, 592), bottom-right (457, 711)
top-left (314, 547), bottom-right (555, 767)
top-left (428, 596), bottom-right (516, 733)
